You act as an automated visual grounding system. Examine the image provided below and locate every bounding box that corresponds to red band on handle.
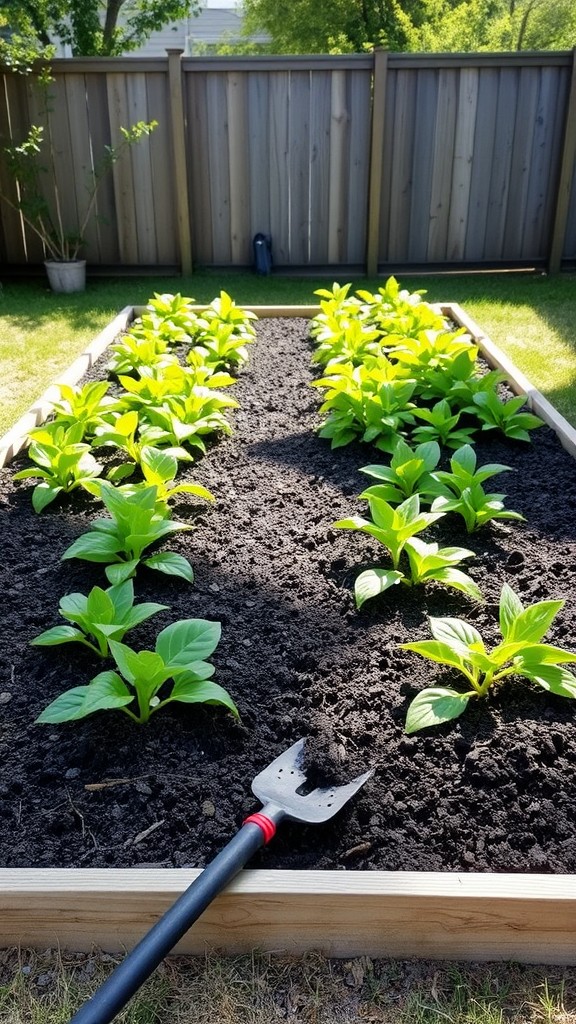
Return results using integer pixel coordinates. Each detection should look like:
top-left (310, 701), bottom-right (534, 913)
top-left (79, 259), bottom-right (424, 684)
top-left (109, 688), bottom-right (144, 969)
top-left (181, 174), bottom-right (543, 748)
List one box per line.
top-left (243, 812), bottom-right (276, 845)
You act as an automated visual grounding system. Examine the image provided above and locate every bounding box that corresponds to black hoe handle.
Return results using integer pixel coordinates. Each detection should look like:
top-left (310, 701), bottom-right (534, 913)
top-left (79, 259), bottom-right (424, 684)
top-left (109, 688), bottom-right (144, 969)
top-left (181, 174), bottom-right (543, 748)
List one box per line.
top-left (69, 819), bottom-right (272, 1024)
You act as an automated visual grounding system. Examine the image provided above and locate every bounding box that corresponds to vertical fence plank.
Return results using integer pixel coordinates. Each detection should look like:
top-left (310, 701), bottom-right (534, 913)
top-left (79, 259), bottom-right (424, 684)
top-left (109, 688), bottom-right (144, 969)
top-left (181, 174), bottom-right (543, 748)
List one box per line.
top-left (328, 70), bottom-right (350, 264)
top-left (366, 49), bottom-right (387, 275)
top-left (64, 73), bottom-right (101, 260)
top-left (464, 67), bottom-right (499, 261)
top-left (107, 73), bottom-right (139, 263)
top-left (387, 69), bottom-right (416, 263)
top-left (269, 71), bottom-right (290, 265)
top-left (227, 71), bottom-right (250, 264)
top-left (85, 73), bottom-right (119, 264)
top-left (522, 68), bottom-right (562, 260)
top-left (288, 70), bottom-right (311, 264)
top-left (25, 74), bottom-right (72, 263)
top-left (309, 70), bottom-right (331, 264)
top-left (145, 71), bottom-right (178, 265)
top-left (206, 72), bottom-right (231, 263)
top-left (409, 69), bottom-right (438, 262)
top-left (346, 69), bottom-right (371, 265)
top-left (446, 68), bottom-right (479, 261)
top-left (167, 49), bottom-right (193, 274)
top-left (428, 69), bottom-right (458, 261)
top-left (502, 66), bottom-right (540, 259)
top-left (549, 48), bottom-right (576, 272)
top-left (248, 71), bottom-right (271, 246)
top-left (483, 68), bottom-right (518, 260)
top-left (125, 72), bottom-right (157, 264)
top-left (186, 71), bottom-right (213, 266)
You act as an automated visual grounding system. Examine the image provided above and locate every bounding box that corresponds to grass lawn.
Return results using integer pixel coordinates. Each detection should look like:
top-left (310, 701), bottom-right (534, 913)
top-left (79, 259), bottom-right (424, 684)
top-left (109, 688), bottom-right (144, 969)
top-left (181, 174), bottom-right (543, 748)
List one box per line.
top-left (1, 269), bottom-right (575, 435)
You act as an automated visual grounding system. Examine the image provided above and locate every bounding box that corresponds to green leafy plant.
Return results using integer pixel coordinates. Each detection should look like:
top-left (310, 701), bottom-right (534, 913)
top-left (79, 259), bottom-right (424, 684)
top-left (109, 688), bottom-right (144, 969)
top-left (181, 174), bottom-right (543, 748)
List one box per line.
top-left (61, 483), bottom-right (195, 585)
top-left (400, 584), bottom-right (576, 733)
top-left (359, 439), bottom-right (441, 503)
top-left (464, 390), bottom-right (544, 441)
top-left (142, 385), bottom-right (238, 453)
top-left (111, 446), bottom-right (215, 515)
top-left (107, 330), bottom-right (178, 377)
top-left (36, 618), bottom-right (239, 725)
top-left (92, 410), bottom-right (193, 483)
top-left (427, 444), bottom-right (525, 532)
top-left (30, 579), bottom-right (168, 657)
top-left (312, 359), bottom-right (416, 451)
top-left (13, 421), bottom-right (103, 512)
top-left (411, 399), bottom-right (477, 449)
top-left (49, 381), bottom-right (117, 438)
top-left (334, 493), bottom-right (480, 607)
top-left (311, 318), bottom-right (383, 367)
top-left (191, 291), bottom-right (257, 368)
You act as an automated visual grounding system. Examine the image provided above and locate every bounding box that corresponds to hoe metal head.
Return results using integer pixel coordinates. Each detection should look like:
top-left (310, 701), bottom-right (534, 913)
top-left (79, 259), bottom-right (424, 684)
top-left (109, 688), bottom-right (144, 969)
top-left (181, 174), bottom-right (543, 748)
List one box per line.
top-left (251, 738), bottom-right (373, 824)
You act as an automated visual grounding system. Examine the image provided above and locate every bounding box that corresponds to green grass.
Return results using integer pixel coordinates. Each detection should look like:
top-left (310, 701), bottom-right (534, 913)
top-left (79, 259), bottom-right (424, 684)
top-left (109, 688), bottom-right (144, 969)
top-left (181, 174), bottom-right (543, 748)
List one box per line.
top-left (2, 948), bottom-right (576, 1023)
top-left (1, 269), bottom-right (575, 435)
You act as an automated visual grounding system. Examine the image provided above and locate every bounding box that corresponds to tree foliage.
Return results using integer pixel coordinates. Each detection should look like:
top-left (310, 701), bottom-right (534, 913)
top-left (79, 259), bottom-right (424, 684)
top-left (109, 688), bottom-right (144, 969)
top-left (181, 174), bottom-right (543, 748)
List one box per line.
top-left (240, 0), bottom-right (576, 52)
top-left (0, 0), bottom-right (200, 58)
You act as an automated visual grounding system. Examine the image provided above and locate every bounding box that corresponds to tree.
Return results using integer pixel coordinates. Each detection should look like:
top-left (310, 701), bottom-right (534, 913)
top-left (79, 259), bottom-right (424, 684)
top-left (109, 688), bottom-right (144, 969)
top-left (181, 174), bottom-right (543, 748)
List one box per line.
top-left (239, 0), bottom-right (576, 52)
top-left (0, 0), bottom-right (201, 57)
top-left (241, 0), bottom-right (421, 53)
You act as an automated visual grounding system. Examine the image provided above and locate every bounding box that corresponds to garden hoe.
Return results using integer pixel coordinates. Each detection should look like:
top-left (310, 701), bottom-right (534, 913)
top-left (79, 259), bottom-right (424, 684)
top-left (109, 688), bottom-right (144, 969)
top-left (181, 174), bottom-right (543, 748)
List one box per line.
top-left (69, 737), bottom-right (373, 1024)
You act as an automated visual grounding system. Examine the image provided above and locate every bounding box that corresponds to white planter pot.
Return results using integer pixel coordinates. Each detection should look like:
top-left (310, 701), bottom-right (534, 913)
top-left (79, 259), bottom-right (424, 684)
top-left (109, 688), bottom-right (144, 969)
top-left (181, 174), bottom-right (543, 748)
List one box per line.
top-left (44, 259), bottom-right (86, 293)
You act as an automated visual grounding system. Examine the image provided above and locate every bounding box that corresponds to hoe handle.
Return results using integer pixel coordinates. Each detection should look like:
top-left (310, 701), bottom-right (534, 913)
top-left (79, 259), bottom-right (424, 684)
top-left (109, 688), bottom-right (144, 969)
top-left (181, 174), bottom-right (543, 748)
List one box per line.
top-left (69, 817), bottom-right (276, 1024)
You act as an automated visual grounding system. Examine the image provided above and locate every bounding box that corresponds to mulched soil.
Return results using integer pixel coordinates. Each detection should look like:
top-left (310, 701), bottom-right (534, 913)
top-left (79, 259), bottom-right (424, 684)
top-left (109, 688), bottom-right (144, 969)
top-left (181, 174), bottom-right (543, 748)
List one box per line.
top-left (1, 316), bottom-right (576, 875)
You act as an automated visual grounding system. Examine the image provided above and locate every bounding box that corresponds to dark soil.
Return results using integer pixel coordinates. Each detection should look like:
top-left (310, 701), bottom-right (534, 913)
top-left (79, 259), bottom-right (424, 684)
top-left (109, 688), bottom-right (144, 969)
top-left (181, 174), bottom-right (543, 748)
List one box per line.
top-left (1, 317), bottom-right (576, 875)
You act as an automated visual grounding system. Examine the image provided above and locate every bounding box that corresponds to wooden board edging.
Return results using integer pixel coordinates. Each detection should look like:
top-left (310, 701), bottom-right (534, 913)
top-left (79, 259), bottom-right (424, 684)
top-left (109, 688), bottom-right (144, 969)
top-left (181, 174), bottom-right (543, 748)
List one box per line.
top-left (2, 868), bottom-right (576, 962)
top-left (2, 301), bottom-right (576, 962)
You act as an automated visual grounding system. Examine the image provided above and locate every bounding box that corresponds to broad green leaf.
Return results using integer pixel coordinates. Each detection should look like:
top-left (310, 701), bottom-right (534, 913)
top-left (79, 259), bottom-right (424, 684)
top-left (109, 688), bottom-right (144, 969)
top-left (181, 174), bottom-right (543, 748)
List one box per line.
top-left (141, 446), bottom-right (178, 484)
top-left (108, 580), bottom-right (135, 621)
top-left (521, 664), bottom-right (576, 699)
top-left (175, 661), bottom-right (216, 683)
top-left (32, 483), bottom-right (62, 512)
top-left (105, 560), bottom-right (140, 584)
top-left (333, 515), bottom-right (371, 531)
top-left (166, 678), bottom-right (239, 716)
top-left (86, 587), bottom-right (115, 625)
top-left (518, 643), bottom-right (576, 665)
top-left (144, 552), bottom-right (194, 582)
top-left (121, 601), bottom-right (170, 630)
top-left (62, 533), bottom-right (124, 563)
top-left (59, 592), bottom-right (89, 623)
top-left (451, 444), bottom-right (476, 475)
top-left (399, 639), bottom-right (470, 672)
top-left (499, 583), bottom-right (524, 639)
top-left (30, 625), bottom-right (86, 647)
top-left (167, 483), bottom-right (215, 502)
top-left (36, 672), bottom-right (132, 723)
top-left (431, 567), bottom-right (483, 602)
top-left (428, 617), bottom-right (483, 658)
top-left (405, 687), bottom-right (471, 734)
top-left (354, 568), bottom-right (403, 609)
top-left (156, 619), bottom-right (221, 665)
top-left (507, 599), bottom-right (564, 644)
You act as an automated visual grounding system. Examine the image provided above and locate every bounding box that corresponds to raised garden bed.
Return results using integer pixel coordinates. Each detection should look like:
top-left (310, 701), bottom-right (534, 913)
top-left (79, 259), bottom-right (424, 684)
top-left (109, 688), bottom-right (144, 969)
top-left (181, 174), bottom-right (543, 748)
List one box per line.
top-left (1, 303), bottom-right (576, 962)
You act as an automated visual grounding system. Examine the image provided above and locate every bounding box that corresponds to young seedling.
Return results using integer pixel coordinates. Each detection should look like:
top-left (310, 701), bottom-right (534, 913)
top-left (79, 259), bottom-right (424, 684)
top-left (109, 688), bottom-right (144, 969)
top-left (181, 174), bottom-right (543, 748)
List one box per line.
top-left (359, 439), bottom-right (441, 503)
top-left (50, 381), bottom-right (117, 438)
top-left (92, 410), bottom-right (193, 484)
top-left (30, 579), bottom-right (169, 657)
top-left (426, 444), bottom-right (525, 532)
top-left (312, 360), bottom-right (416, 451)
top-left (334, 493), bottom-right (480, 607)
top-left (400, 583), bottom-right (576, 733)
top-left (411, 399), bottom-right (477, 449)
top-left (112, 446), bottom-right (215, 515)
top-left (13, 421), bottom-right (103, 512)
top-left (36, 618), bottom-right (239, 725)
top-left (465, 390), bottom-right (544, 441)
top-left (61, 483), bottom-right (195, 584)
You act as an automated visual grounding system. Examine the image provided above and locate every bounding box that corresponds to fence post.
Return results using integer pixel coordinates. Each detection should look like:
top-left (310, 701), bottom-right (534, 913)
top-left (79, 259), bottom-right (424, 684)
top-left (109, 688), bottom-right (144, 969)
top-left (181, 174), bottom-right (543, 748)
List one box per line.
top-left (167, 48), bottom-right (193, 276)
top-left (365, 48), bottom-right (388, 277)
top-left (548, 48), bottom-right (576, 275)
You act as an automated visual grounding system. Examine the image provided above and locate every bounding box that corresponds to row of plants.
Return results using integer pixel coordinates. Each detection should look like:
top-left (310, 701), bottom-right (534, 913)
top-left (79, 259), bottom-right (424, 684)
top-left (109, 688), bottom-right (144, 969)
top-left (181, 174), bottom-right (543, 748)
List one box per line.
top-left (309, 278), bottom-right (576, 734)
top-left (14, 291), bottom-right (256, 727)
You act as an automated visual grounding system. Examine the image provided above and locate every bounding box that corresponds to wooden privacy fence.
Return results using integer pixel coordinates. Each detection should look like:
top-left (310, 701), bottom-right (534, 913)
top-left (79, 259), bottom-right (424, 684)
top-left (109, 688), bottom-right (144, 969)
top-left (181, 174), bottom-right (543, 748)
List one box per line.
top-left (1, 49), bottom-right (576, 274)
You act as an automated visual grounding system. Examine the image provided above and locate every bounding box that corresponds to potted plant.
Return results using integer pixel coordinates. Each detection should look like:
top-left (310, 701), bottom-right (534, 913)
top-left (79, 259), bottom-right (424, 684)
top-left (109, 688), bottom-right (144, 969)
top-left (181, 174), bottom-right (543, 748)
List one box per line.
top-left (0, 72), bottom-right (157, 293)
